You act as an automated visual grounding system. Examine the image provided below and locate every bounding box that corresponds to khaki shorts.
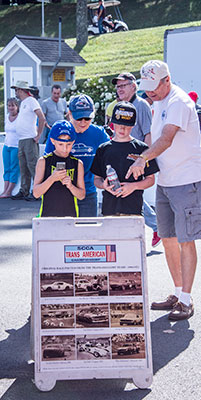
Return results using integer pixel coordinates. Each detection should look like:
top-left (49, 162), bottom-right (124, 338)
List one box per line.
top-left (156, 182), bottom-right (201, 243)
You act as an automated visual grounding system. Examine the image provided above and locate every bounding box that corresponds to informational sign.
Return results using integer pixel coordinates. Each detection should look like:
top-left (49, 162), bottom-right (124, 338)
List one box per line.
top-left (53, 68), bottom-right (65, 82)
top-left (32, 217), bottom-right (153, 391)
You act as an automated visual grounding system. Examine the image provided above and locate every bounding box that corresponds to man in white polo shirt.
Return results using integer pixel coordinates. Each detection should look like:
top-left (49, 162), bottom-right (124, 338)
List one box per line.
top-left (11, 81), bottom-right (45, 201)
top-left (126, 60), bottom-right (201, 321)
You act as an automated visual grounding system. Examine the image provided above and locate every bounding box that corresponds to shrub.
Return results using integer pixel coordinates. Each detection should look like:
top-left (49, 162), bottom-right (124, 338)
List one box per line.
top-left (63, 76), bottom-right (116, 125)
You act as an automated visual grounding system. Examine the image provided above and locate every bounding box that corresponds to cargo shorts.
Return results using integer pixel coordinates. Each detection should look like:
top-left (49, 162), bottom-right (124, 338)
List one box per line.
top-left (156, 181), bottom-right (201, 243)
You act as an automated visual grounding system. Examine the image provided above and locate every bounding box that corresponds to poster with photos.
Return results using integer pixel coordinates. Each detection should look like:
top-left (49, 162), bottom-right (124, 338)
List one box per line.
top-left (37, 237), bottom-right (148, 372)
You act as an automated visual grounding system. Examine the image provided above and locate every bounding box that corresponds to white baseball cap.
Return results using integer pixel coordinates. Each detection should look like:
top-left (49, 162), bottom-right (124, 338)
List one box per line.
top-left (139, 60), bottom-right (170, 91)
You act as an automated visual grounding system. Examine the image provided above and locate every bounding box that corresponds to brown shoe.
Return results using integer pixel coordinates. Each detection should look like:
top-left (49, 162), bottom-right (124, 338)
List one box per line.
top-left (151, 295), bottom-right (178, 310)
top-left (168, 301), bottom-right (194, 321)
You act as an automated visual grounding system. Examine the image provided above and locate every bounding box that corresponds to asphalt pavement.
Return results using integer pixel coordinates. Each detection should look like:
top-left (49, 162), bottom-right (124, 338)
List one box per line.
top-left (0, 198), bottom-right (201, 399)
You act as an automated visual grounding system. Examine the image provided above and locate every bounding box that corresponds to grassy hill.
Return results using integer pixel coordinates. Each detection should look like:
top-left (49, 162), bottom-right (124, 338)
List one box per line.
top-left (0, 0), bottom-right (201, 129)
top-left (0, 0), bottom-right (201, 45)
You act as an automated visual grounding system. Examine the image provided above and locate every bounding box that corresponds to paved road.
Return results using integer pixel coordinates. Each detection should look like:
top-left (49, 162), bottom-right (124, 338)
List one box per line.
top-left (0, 198), bottom-right (201, 399)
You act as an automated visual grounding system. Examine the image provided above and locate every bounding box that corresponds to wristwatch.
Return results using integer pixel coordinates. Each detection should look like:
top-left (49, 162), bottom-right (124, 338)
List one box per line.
top-left (139, 154), bottom-right (149, 167)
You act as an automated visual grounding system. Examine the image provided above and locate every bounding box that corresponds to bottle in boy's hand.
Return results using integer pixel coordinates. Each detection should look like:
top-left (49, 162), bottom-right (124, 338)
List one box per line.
top-left (106, 165), bottom-right (121, 191)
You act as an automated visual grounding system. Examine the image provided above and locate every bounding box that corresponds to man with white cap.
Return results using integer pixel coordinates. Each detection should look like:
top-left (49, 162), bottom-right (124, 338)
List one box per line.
top-left (126, 60), bottom-right (201, 321)
top-left (11, 81), bottom-right (45, 201)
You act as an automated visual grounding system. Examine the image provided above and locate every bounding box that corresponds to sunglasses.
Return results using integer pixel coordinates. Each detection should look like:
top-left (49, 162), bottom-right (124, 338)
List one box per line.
top-left (76, 117), bottom-right (92, 121)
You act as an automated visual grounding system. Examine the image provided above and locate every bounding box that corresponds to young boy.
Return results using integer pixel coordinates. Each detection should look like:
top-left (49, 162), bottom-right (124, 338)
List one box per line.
top-left (33, 120), bottom-right (85, 217)
top-left (90, 101), bottom-right (159, 216)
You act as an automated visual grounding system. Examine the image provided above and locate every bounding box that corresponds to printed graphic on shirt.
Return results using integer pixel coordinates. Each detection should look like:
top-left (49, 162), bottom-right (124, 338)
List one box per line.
top-left (161, 110), bottom-right (167, 120)
top-left (71, 143), bottom-right (94, 157)
top-left (51, 165), bottom-right (75, 180)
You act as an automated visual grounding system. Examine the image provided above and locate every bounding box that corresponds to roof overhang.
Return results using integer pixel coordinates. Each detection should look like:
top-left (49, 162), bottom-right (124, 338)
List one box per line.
top-left (0, 36), bottom-right (41, 65)
top-left (41, 62), bottom-right (86, 67)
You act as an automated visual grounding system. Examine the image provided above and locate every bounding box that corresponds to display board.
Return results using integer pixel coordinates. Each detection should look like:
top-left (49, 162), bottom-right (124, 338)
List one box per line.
top-left (32, 216), bottom-right (153, 391)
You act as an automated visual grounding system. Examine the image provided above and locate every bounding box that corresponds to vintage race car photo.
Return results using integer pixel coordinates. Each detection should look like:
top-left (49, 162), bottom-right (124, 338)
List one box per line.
top-left (117, 343), bottom-right (140, 356)
top-left (77, 309), bottom-right (108, 325)
top-left (79, 342), bottom-right (110, 358)
top-left (75, 279), bottom-right (93, 292)
top-left (43, 344), bottom-right (65, 359)
top-left (110, 279), bottom-right (136, 291)
top-left (120, 313), bottom-right (143, 326)
top-left (41, 281), bottom-right (73, 292)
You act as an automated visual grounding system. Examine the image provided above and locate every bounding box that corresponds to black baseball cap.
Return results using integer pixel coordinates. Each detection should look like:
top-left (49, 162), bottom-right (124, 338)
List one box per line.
top-left (29, 86), bottom-right (40, 99)
top-left (111, 101), bottom-right (136, 126)
top-left (112, 72), bottom-right (136, 85)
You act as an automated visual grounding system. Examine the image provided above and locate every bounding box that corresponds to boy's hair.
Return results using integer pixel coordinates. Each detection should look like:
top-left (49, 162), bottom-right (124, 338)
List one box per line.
top-left (111, 101), bottom-right (136, 126)
top-left (50, 120), bottom-right (76, 143)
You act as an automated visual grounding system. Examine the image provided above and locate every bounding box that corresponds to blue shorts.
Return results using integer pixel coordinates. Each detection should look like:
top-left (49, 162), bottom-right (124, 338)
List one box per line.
top-left (156, 182), bottom-right (201, 243)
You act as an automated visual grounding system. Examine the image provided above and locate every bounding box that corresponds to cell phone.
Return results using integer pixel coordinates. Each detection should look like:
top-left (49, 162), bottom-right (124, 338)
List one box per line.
top-left (56, 162), bottom-right (66, 170)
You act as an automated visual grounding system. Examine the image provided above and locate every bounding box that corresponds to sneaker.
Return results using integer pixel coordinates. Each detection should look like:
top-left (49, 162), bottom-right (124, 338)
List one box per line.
top-left (168, 301), bottom-right (194, 321)
top-left (25, 193), bottom-right (39, 201)
top-left (152, 231), bottom-right (161, 247)
top-left (11, 190), bottom-right (25, 200)
top-left (151, 295), bottom-right (178, 310)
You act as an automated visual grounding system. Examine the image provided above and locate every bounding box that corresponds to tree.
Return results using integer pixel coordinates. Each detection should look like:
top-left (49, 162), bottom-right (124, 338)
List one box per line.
top-left (76, 0), bottom-right (88, 51)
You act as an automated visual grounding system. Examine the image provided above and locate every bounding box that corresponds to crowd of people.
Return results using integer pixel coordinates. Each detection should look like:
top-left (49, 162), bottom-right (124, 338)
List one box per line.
top-left (1, 59), bottom-right (201, 321)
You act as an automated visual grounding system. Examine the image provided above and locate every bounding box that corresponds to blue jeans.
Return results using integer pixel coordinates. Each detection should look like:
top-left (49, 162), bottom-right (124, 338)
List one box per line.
top-left (143, 199), bottom-right (157, 232)
top-left (78, 192), bottom-right (97, 217)
top-left (98, 17), bottom-right (104, 34)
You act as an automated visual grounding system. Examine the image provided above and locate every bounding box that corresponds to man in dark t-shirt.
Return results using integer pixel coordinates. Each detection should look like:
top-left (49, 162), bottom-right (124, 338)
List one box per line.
top-left (91, 101), bottom-right (159, 216)
top-left (98, 0), bottom-right (106, 34)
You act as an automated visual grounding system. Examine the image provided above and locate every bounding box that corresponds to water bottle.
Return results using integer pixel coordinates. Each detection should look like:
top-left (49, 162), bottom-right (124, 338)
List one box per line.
top-left (106, 165), bottom-right (121, 191)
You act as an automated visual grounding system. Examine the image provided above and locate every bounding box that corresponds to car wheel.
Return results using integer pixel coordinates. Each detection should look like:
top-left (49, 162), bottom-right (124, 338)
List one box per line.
top-left (46, 287), bottom-right (52, 291)
top-left (94, 351), bottom-right (100, 358)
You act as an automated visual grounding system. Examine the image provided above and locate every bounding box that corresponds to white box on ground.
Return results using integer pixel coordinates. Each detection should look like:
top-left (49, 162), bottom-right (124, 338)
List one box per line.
top-left (32, 216), bottom-right (153, 391)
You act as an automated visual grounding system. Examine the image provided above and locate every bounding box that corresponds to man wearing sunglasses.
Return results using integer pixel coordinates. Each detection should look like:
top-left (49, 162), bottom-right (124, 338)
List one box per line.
top-left (45, 94), bottom-right (110, 217)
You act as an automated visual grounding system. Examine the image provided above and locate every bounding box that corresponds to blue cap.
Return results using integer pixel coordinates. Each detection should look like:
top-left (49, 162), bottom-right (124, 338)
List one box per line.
top-left (69, 94), bottom-right (95, 120)
top-left (49, 120), bottom-right (76, 142)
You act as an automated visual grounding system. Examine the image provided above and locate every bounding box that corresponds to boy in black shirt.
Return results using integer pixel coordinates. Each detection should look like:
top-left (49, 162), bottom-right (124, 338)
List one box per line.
top-left (90, 101), bottom-right (159, 216)
top-left (33, 120), bottom-right (85, 217)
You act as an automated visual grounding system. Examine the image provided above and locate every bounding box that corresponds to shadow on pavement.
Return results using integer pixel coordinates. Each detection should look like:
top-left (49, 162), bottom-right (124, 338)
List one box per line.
top-left (151, 314), bottom-right (194, 374)
top-left (0, 314), bottom-right (194, 399)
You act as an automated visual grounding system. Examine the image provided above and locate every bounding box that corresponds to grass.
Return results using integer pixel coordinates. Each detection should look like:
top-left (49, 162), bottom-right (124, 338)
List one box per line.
top-left (67, 20), bottom-right (201, 80)
top-left (0, 1), bottom-right (201, 129)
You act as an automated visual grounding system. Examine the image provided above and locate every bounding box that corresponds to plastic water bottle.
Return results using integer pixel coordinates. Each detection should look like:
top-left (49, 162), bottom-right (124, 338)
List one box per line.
top-left (106, 165), bottom-right (121, 191)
